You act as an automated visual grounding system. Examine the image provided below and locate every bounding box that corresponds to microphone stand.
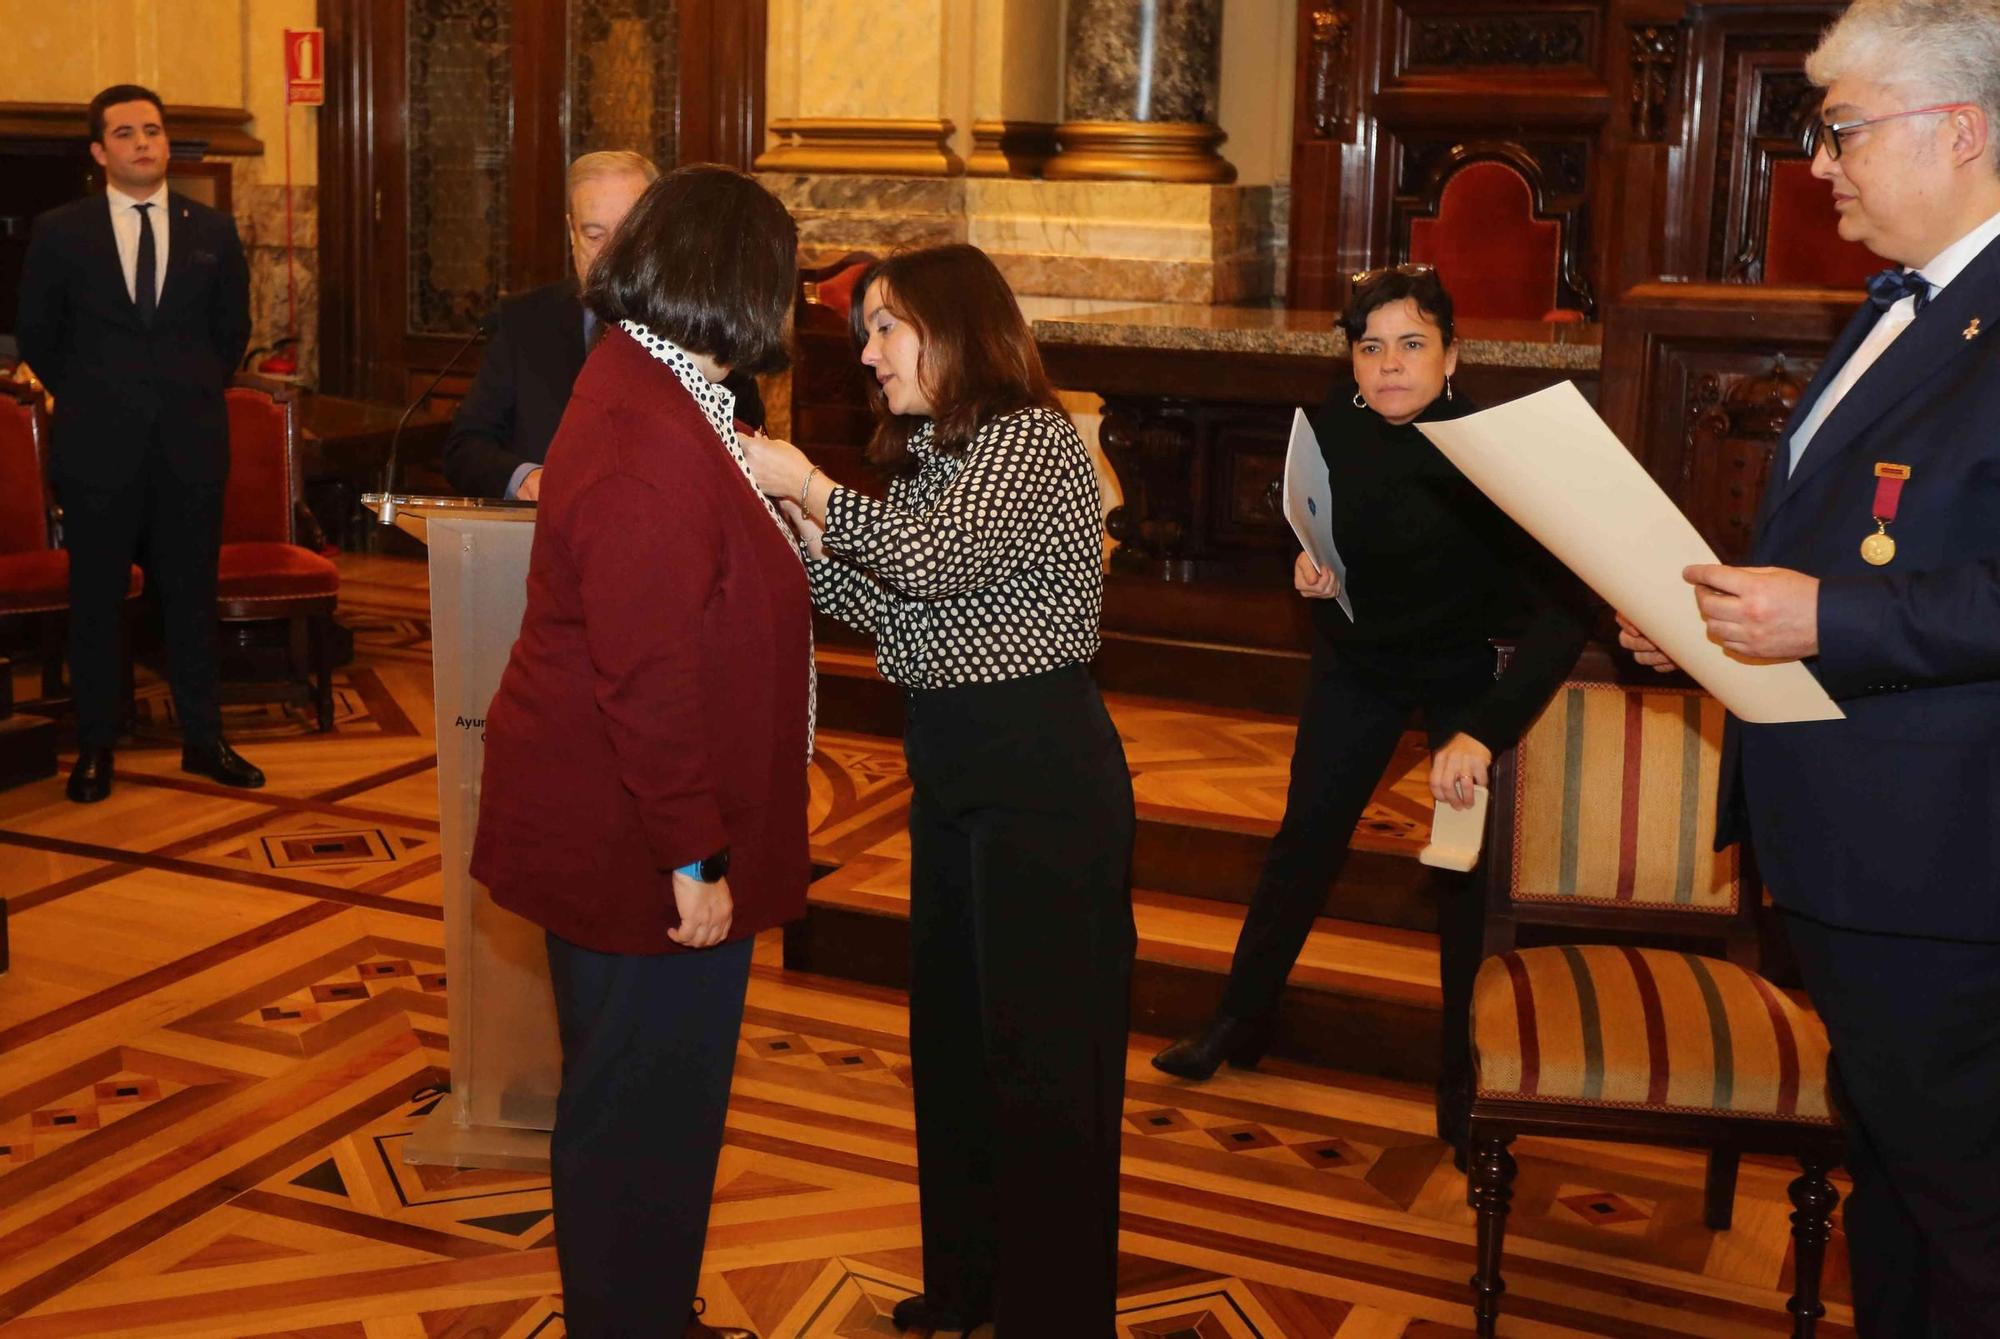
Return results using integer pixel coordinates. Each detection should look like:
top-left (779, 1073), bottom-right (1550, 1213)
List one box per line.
top-left (376, 311), bottom-right (497, 528)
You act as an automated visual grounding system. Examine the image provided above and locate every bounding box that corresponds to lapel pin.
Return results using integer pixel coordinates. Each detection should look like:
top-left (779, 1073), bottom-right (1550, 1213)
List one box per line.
top-left (1967, 317), bottom-right (1983, 340)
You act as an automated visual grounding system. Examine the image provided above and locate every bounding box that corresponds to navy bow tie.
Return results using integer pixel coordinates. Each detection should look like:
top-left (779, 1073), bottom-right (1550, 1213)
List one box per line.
top-left (1867, 267), bottom-right (1932, 312)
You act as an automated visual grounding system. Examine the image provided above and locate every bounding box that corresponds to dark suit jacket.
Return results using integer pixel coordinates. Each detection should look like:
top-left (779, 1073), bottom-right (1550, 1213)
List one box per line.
top-left (15, 191), bottom-right (250, 488)
top-left (442, 277), bottom-right (767, 499)
top-left (1718, 231), bottom-right (2000, 942)
top-left (469, 326), bottom-right (812, 954)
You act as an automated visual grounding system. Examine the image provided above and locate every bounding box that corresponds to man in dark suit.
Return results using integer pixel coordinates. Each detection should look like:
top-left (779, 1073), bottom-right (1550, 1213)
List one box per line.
top-left (1622, 2), bottom-right (2000, 1331)
top-left (16, 85), bottom-right (263, 802)
top-left (443, 150), bottom-right (764, 500)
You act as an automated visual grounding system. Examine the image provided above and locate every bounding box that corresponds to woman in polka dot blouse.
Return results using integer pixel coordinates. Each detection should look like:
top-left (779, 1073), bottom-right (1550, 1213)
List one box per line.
top-left (744, 243), bottom-right (1135, 1338)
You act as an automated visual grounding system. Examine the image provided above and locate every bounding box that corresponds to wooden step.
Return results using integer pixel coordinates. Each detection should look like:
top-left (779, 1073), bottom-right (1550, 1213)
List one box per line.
top-left (784, 870), bottom-right (1445, 1085)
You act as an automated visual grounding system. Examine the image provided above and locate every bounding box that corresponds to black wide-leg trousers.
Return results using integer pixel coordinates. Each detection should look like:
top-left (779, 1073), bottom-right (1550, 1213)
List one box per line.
top-left (1219, 646), bottom-right (1494, 1096)
top-left (903, 664), bottom-right (1137, 1337)
top-left (544, 930), bottom-right (754, 1339)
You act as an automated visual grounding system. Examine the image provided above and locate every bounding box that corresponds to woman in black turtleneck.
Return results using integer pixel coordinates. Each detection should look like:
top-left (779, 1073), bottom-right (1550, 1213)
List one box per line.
top-left (1152, 266), bottom-right (1590, 1154)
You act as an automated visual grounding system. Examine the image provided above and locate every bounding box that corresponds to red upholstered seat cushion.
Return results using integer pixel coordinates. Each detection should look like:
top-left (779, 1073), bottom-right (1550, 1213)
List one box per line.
top-left (216, 542), bottom-right (340, 604)
top-left (812, 262), bottom-right (868, 324)
top-left (1409, 161), bottom-right (1564, 322)
top-left (1764, 159), bottom-right (1880, 287)
top-left (0, 552), bottom-right (141, 614)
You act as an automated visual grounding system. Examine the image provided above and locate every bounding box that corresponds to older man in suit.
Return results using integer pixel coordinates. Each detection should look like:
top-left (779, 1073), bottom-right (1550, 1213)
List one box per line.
top-left (1622, 2), bottom-right (2000, 1332)
top-left (16, 85), bottom-right (262, 802)
top-left (443, 150), bottom-right (764, 501)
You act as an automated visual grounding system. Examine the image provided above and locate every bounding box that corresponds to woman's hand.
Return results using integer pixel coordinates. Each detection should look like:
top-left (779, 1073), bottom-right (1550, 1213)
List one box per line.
top-left (779, 498), bottom-right (826, 559)
top-left (1294, 550), bottom-right (1341, 599)
top-left (1616, 612), bottom-right (1680, 673)
top-left (1429, 732), bottom-right (1492, 811)
top-left (669, 871), bottom-right (733, 948)
top-left (739, 432), bottom-right (813, 502)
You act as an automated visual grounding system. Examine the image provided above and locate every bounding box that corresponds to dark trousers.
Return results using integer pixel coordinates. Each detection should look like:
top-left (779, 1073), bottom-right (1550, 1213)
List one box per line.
top-left (1781, 912), bottom-right (2000, 1339)
top-left (58, 444), bottom-right (225, 747)
top-left (545, 931), bottom-right (754, 1339)
top-left (1220, 646), bottom-right (1494, 1098)
top-left (903, 664), bottom-right (1136, 1337)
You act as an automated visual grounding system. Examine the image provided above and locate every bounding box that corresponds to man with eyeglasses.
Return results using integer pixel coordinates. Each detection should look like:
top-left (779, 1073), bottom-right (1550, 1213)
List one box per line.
top-left (1620, 3), bottom-right (2000, 1332)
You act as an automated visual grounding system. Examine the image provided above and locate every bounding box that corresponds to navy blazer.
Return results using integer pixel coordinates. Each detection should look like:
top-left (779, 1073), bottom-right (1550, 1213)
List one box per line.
top-left (1718, 231), bottom-right (2000, 942)
top-left (443, 277), bottom-right (767, 499)
top-left (15, 191), bottom-right (251, 488)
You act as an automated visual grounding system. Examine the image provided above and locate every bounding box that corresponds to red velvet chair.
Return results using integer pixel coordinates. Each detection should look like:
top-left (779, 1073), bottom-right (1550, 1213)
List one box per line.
top-left (1409, 160), bottom-right (1587, 322)
top-left (220, 382), bottom-right (340, 731)
top-left (0, 385), bottom-right (142, 701)
top-left (1762, 158), bottom-right (1880, 287)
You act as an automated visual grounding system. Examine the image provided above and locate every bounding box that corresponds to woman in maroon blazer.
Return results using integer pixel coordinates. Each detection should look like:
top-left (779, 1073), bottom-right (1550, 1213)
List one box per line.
top-left (469, 166), bottom-right (807, 1339)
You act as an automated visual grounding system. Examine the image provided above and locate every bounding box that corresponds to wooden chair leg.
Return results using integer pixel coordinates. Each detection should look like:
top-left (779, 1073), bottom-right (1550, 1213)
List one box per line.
top-left (310, 612), bottom-right (333, 733)
top-left (1786, 1153), bottom-right (1840, 1338)
top-left (1469, 1131), bottom-right (1517, 1338)
top-left (1704, 1146), bottom-right (1740, 1230)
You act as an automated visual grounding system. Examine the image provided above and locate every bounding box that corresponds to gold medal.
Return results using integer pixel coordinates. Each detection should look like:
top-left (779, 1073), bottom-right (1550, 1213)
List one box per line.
top-left (1860, 524), bottom-right (1896, 566)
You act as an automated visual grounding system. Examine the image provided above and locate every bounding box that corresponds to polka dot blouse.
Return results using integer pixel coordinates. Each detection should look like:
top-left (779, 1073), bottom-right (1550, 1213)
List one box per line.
top-left (812, 406), bottom-right (1104, 689)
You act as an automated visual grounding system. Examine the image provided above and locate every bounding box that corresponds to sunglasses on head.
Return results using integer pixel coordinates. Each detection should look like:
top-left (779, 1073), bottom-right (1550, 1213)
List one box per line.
top-left (1350, 262), bottom-right (1437, 286)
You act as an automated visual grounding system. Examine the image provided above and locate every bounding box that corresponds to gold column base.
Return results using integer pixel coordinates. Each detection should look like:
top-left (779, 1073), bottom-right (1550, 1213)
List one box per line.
top-left (755, 118), bottom-right (964, 176)
top-left (966, 120), bottom-right (1060, 177)
top-left (1042, 120), bottom-right (1236, 184)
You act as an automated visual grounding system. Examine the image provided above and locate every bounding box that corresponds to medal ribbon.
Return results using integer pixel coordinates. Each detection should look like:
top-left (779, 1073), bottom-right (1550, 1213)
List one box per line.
top-left (1872, 463), bottom-right (1910, 524)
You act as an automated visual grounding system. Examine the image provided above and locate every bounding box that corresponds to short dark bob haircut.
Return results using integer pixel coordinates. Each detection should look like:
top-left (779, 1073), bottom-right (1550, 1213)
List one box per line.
top-left (848, 243), bottom-right (1064, 476)
top-left (1340, 265), bottom-right (1457, 346)
top-left (89, 84), bottom-right (165, 143)
top-left (585, 164), bottom-right (797, 375)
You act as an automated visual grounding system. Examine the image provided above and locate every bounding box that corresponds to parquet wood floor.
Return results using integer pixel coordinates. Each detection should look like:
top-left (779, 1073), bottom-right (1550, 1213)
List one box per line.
top-left (0, 555), bottom-right (1852, 1338)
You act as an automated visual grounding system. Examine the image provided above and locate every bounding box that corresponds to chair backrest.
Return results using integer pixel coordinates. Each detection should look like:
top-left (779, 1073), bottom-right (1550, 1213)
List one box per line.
top-left (1408, 161), bottom-right (1574, 322)
top-left (1761, 157), bottom-right (1880, 287)
top-left (0, 387), bottom-right (54, 556)
top-left (223, 382), bottom-right (301, 545)
top-left (1483, 675), bottom-right (1758, 966)
top-left (791, 251), bottom-right (880, 453)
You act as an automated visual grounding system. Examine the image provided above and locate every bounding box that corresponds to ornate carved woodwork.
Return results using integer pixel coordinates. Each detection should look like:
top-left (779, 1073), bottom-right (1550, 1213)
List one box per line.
top-left (1599, 281), bottom-right (1851, 564)
top-left (1400, 8), bottom-right (1596, 74)
top-left (1393, 140), bottom-right (1597, 316)
top-left (1628, 23), bottom-right (1681, 142)
top-left (1307, 6), bottom-right (1354, 138)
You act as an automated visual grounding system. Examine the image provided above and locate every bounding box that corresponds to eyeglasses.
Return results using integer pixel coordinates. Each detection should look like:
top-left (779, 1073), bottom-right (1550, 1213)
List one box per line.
top-left (1350, 262), bottom-right (1436, 286)
top-left (1803, 103), bottom-right (1975, 160)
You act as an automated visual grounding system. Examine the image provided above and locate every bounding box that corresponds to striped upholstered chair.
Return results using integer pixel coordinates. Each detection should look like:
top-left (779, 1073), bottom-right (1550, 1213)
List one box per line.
top-left (1465, 677), bottom-right (1845, 1338)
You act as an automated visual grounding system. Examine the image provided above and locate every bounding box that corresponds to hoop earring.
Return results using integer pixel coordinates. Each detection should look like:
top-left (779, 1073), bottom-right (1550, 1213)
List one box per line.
top-left (1445, 378), bottom-right (1455, 402)
top-left (1352, 390), bottom-right (1367, 409)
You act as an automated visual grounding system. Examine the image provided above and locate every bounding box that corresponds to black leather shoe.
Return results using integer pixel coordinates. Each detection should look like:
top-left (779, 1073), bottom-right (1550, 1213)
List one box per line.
top-left (891, 1293), bottom-right (990, 1333)
top-left (66, 747), bottom-right (114, 803)
top-left (1150, 1013), bottom-right (1274, 1081)
top-left (686, 1297), bottom-right (757, 1338)
top-left (181, 739), bottom-right (266, 789)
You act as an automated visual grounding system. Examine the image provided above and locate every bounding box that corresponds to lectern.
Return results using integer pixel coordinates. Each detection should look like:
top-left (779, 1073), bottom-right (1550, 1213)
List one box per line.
top-left (364, 494), bottom-right (558, 1170)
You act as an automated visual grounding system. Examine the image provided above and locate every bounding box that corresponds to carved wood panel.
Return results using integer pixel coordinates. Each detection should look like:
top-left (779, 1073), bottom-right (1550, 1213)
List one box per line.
top-left (1394, 2), bottom-right (1599, 76)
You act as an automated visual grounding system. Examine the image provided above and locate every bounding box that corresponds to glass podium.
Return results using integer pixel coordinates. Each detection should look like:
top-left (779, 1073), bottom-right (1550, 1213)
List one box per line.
top-left (364, 494), bottom-right (557, 1170)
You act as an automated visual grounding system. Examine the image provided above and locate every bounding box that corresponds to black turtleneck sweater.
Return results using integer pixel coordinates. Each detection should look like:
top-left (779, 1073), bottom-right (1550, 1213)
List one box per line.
top-left (1303, 381), bottom-right (1593, 752)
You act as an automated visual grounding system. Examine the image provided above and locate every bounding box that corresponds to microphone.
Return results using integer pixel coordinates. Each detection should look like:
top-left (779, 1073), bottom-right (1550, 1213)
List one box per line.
top-left (376, 310), bottom-right (500, 527)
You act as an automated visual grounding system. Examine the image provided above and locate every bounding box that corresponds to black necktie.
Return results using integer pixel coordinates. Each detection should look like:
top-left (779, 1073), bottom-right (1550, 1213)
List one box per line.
top-left (132, 201), bottom-right (157, 325)
top-left (1866, 266), bottom-right (1930, 313)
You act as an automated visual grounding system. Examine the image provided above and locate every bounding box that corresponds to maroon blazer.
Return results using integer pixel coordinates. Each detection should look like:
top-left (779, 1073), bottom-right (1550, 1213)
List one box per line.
top-left (470, 327), bottom-right (812, 954)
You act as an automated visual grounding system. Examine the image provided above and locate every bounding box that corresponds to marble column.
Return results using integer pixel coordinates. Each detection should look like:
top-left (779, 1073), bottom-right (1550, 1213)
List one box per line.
top-left (1045, 0), bottom-right (1235, 183)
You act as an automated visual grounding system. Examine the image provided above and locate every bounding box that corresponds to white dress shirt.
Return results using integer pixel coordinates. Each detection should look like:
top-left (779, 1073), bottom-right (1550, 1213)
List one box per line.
top-left (1788, 208), bottom-right (2000, 472)
top-left (106, 181), bottom-right (171, 306)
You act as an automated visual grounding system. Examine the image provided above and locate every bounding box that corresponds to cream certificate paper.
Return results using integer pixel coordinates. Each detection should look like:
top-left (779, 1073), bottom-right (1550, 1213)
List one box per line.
top-left (1416, 383), bottom-right (1843, 724)
top-left (1420, 784), bottom-right (1489, 872)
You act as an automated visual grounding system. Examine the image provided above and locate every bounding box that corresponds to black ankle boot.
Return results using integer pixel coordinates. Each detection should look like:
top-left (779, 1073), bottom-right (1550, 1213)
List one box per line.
top-left (891, 1293), bottom-right (989, 1333)
top-left (1150, 1013), bottom-right (1274, 1081)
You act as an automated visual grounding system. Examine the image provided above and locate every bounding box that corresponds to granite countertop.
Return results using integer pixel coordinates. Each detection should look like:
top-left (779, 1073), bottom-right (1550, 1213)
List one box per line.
top-left (1029, 303), bottom-right (1603, 370)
